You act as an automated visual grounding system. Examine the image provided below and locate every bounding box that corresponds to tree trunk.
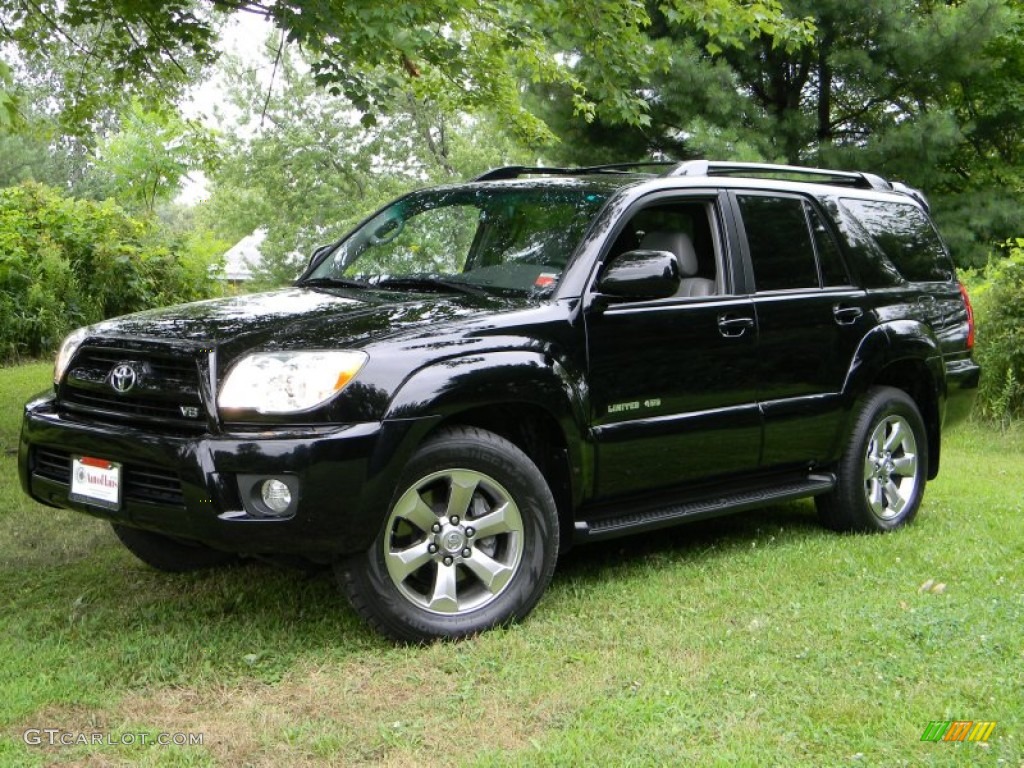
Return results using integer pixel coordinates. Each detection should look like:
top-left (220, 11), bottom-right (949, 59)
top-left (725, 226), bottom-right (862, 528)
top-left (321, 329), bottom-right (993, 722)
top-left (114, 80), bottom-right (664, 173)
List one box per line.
top-left (817, 38), bottom-right (833, 146)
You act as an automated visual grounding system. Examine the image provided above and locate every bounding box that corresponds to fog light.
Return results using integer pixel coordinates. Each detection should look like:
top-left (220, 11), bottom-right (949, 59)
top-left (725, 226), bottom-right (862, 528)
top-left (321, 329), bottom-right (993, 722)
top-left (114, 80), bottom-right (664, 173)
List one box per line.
top-left (261, 479), bottom-right (292, 515)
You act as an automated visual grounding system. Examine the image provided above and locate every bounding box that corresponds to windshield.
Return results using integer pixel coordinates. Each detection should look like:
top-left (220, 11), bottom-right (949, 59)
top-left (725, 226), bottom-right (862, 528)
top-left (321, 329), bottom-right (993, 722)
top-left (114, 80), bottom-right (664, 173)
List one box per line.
top-left (302, 185), bottom-right (607, 295)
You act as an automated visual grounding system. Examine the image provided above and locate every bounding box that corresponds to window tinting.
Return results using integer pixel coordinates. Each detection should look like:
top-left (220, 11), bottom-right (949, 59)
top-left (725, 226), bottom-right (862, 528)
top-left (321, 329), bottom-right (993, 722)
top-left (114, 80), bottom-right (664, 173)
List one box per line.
top-left (738, 195), bottom-right (819, 291)
top-left (805, 202), bottom-right (850, 286)
top-left (840, 199), bottom-right (954, 283)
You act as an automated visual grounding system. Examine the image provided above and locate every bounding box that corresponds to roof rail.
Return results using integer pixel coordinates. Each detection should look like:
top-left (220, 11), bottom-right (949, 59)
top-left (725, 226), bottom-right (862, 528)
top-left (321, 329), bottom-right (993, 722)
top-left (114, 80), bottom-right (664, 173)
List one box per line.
top-left (474, 162), bottom-right (674, 182)
top-left (890, 181), bottom-right (931, 212)
top-left (668, 160), bottom-right (893, 192)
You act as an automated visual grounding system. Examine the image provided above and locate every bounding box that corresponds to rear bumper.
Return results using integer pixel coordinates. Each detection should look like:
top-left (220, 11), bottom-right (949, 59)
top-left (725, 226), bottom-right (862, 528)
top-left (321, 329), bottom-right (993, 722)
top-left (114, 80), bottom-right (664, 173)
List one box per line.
top-left (19, 394), bottom-right (421, 557)
top-left (943, 357), bottom-right (981, 427)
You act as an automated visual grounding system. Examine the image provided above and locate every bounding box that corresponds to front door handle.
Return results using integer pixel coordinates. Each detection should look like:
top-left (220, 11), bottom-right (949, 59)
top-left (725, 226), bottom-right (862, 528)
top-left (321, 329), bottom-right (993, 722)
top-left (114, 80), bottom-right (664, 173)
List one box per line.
top-left (833, 304), bottom-right (863, 325)
top-left (717, 314), bottom-right (755, 337)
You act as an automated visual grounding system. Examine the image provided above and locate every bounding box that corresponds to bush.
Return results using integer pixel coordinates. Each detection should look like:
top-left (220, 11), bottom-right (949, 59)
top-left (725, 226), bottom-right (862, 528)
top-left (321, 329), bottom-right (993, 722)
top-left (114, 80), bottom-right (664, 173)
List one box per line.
top-left (0, 182), bottom-right (222, 363)
top-left (962, 241), bottom-right (1024, 424)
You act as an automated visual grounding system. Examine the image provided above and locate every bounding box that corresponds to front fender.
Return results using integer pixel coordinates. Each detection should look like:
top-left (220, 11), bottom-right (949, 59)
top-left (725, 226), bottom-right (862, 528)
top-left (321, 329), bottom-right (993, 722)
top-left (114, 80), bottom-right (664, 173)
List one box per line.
top-left (352, 349), bottom-right (590, 543)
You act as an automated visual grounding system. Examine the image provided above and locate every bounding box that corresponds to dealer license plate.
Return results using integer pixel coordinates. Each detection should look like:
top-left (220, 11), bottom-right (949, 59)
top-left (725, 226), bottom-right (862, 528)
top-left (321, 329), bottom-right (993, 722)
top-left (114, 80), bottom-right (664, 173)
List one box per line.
top-left (69, 456), bottom-right (122, 511)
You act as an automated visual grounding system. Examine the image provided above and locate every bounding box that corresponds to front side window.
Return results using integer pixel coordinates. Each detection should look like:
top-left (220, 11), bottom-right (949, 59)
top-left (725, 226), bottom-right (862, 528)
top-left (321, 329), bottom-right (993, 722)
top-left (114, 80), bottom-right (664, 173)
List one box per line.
top-left (737, 195), bottom-right (818, 291)
top-left (303, 186), bottom-right (608, 295)
top-left (605, 200), bottom-right (720, 295)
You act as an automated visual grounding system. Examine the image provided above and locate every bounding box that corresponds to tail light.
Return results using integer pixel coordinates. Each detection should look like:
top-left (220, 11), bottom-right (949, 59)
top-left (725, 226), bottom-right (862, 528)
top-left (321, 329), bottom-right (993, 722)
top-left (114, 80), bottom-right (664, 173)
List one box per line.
top-left (958, 282), bottom-right (975, 351)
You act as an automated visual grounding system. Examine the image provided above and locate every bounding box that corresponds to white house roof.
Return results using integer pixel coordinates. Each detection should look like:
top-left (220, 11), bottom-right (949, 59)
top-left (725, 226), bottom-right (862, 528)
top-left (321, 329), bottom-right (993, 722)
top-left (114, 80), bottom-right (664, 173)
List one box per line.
top-left (220, 228), bottom-right (266, 281)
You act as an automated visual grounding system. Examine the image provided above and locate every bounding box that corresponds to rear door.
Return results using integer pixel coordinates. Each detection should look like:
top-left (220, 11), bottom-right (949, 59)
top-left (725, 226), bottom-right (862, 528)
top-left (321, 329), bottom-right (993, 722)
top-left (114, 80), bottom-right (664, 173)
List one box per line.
top-left (730, 192), bottom-right (871, 469)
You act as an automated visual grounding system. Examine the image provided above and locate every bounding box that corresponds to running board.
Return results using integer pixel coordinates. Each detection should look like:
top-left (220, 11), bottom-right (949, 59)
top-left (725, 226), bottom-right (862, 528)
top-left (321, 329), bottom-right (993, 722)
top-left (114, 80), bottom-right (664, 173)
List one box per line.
top-left (574, 473), bottom-right (836, 543)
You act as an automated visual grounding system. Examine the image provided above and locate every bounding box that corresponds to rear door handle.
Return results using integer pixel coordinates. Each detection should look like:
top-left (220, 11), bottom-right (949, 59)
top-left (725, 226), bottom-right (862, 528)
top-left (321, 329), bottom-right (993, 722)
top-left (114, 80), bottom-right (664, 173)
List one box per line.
top-left (833, 304), bottom-right (863, 325)
top-left (717, 314), bottom-right (755, 337)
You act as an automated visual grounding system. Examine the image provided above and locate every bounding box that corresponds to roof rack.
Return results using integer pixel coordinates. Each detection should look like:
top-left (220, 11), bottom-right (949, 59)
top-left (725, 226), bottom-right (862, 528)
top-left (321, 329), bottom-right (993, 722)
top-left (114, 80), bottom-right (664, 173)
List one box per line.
top-left (473, 160), bottom-right (931, 211)
top-left (668, 160), bottom-right (894, 192)
top-left (474, 162), bottom-right (674, 182)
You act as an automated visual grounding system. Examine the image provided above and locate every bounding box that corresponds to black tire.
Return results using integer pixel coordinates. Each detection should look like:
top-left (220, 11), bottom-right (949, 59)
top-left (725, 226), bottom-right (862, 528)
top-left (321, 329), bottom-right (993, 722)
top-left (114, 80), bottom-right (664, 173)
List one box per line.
top-left (816, 386), bottom-right (928, 532)
top-left (337, 426), bottom-right (559, 642)
top-left (111, 523), bottom-right (237, 572)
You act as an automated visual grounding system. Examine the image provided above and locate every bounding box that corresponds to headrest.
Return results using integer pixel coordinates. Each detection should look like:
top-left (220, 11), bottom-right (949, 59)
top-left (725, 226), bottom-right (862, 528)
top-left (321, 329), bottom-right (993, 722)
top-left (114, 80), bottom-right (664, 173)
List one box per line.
top-left (639, 231), bottom-right (698, 276)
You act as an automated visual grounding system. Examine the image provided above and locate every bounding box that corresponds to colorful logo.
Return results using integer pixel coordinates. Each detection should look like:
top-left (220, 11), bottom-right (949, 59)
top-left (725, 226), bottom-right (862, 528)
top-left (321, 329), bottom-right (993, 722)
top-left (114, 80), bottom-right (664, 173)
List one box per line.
top-left (921, 721), bottom-right (996, 742)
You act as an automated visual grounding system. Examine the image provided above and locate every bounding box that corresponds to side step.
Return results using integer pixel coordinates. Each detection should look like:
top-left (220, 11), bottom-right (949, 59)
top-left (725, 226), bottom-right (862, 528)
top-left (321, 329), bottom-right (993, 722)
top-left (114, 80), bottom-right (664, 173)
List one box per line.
top-left (574, 473), bottom-right (835, 543)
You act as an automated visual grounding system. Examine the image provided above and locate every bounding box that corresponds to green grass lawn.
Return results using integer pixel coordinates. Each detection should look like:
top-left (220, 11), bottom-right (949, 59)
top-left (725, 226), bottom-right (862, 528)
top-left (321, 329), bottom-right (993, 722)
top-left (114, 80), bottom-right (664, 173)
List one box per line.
top-left (1, 362), bottom-right (1021, 767)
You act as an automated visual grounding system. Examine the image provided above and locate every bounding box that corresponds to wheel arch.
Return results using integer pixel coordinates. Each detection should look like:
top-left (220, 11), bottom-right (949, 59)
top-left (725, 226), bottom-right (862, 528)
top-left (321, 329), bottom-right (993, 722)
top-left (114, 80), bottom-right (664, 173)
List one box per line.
top-left (871, 359), bottom-right (942, 479)
top-left (841, 321), bottom-right (944, 479)
top-left (356, 350), bottom-right (589, 553)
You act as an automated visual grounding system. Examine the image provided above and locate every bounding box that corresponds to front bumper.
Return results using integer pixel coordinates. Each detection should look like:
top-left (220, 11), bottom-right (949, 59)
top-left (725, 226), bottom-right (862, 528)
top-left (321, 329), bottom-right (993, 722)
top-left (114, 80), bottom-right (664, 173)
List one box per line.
top-left (19, 394), bottom-right (417, 557)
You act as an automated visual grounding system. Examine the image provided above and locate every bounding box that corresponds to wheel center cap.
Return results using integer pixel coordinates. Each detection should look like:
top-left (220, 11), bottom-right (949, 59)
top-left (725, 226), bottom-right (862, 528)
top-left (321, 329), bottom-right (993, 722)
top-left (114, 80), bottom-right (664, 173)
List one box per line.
top-left (440, 528), bottom-right (466, 554)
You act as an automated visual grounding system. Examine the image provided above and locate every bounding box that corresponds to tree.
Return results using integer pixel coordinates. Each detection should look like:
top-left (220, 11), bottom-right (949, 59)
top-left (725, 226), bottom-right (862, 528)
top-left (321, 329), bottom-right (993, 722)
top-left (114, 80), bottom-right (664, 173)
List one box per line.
top-left (89, 100), bottom-right (219, 214)
top-left (0, 60), bottom-right (18, 131)
top-left (534, 0), bottom-right (1023, 266)
top-left (201, 44), bottom-right (531, 286)
top-left (0, 0), bottom-right (218, 137)
top-left (0, 0), bottom-right (814, 143)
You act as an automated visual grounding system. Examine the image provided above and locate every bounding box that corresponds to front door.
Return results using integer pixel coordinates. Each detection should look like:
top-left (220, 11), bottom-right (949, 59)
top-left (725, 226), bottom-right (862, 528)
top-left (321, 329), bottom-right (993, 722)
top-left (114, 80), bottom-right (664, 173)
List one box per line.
top-left (584, 196), bottom-right (762, 500)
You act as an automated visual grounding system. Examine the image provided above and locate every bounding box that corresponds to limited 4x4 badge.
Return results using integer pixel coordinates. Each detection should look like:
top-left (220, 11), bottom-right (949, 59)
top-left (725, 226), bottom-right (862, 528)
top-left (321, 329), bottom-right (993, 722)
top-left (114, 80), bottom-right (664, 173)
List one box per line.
top-left (608, 398), bottom-right (661, 413)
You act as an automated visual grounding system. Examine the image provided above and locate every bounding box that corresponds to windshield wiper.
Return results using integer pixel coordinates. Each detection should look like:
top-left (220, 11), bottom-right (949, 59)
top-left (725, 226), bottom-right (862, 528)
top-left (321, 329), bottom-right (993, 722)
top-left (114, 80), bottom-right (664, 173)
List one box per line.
top-left (299, 276), bottom-right (370, 290)
top-left (374, 276), bottom-right (487, 297)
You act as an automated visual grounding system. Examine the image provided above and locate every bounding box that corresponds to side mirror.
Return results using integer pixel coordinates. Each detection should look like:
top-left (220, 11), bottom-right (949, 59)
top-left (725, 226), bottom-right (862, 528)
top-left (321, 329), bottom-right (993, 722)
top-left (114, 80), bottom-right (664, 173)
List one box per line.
top-left (597, 249), bottom-right (681, 300)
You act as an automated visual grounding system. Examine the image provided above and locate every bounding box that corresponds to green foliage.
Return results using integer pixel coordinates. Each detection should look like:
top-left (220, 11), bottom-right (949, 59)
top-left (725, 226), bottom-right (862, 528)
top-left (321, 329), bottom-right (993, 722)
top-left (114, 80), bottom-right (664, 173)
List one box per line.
top-left (90, 100), bottom-right (220, 214)
top-left (0, 0), bottom-right (812, 144)
top-left (0, 182), bottom-right (222, 363)
top-left (537, 0), bottom-right (1023, 267)
top-left (963, 241), bottom-right (1024, 423)
top-left (0, 0), bottom-right (219, 138)
top-left (0, 59), bottom-right (19, 133)
top-left (202, 46), bottom-right (533, 287)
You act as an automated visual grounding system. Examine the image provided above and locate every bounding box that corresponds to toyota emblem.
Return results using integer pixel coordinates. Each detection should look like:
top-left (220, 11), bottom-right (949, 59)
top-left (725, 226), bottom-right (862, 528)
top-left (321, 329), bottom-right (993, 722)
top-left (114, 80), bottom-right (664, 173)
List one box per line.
top-left (109, 363), bottom-right (138, 393)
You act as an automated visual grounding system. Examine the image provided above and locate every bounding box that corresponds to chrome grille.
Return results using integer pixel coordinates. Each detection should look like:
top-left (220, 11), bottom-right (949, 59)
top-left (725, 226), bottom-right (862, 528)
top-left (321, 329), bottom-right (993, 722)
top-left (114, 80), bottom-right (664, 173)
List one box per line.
top-left (59, 345), bottom-right (206, 432)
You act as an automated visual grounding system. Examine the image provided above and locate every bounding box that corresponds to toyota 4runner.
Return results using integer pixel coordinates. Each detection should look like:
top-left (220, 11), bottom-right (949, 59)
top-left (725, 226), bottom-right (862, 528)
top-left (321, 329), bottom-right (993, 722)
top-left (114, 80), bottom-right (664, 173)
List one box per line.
top-left (19, 161), bottom-right (980, 641)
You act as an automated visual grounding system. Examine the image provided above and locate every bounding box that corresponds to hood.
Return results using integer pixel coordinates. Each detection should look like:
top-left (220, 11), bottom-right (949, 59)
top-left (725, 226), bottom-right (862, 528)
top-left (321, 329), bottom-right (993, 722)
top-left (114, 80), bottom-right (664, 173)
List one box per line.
top-left (89, 287), bottom-right (521, 357)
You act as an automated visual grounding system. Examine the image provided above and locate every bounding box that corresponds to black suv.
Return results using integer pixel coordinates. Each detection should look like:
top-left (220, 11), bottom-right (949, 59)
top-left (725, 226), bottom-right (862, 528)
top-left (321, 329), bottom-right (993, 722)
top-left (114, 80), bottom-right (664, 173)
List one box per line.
top-left (20, 161), bottom-right (980, 641)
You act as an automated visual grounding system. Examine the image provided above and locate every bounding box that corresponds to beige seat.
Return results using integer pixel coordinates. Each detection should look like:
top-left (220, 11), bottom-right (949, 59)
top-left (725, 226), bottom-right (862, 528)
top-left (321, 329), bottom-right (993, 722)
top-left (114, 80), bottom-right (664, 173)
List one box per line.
top-left (639, 231), bottom-right (715, 298)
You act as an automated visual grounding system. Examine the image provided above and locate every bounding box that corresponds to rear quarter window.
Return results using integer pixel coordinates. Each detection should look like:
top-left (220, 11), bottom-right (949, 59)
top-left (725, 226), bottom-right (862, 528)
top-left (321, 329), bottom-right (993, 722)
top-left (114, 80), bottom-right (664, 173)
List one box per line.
top-left (839, 198), bottom-right (954, 283)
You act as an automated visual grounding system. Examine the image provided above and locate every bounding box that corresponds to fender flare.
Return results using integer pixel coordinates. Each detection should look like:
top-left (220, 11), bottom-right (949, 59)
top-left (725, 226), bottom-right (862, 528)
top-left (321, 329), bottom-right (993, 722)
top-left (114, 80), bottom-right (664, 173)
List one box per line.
top-left (350, 349), bottom-right (590, 547)
top-left (841, 321), bottom-right (944, 404)
top-left (838, 320), bottom-right (945, 475)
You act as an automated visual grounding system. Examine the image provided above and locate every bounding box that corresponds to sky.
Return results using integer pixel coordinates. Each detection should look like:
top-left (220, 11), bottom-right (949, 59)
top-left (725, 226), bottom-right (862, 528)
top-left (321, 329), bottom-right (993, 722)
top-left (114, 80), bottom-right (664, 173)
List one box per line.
top-left (177, 10), bottom-right (274, 204)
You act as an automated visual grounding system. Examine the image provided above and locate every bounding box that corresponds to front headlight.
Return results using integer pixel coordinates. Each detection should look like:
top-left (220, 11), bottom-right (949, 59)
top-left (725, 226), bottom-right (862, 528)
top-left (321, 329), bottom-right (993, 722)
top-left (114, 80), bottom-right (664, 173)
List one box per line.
top-left (54, 327), bottom-right (88, 385)
top-left (218, 350), bottom-right (368, 414)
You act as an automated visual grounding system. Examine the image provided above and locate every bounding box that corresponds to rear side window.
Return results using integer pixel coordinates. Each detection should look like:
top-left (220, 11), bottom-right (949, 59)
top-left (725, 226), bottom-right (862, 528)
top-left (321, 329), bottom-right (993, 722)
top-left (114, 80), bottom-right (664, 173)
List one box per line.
top-left (805, 202), bottom-right (850, 286)
top-left (839, 199), bottom-right (954, 282)
top-left (737, 195), bottom-right (818, 291)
